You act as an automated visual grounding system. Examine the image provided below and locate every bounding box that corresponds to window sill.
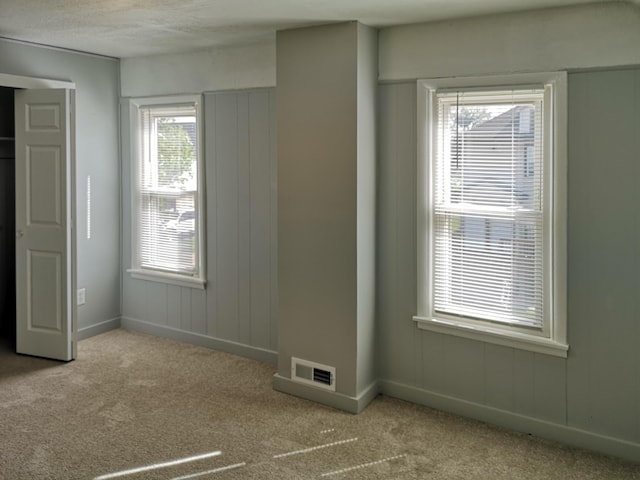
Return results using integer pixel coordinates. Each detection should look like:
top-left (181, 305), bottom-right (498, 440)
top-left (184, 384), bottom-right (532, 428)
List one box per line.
top-left (412, 315), bottom-right (568, 358)
top-left (128, 269), bottom-right (206, 290)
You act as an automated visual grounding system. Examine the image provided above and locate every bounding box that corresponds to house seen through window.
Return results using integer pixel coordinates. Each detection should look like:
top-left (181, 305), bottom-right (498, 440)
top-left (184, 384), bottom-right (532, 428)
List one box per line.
top-left (415, 74), bottom-right (567, 357)
top-left (434, 91), bottom-right (542, 328)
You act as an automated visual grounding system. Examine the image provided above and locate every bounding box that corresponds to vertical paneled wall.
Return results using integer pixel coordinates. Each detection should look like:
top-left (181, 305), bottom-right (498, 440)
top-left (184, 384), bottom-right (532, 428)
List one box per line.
top-left (377, 68), bottom-right (640, 458)
top-left (377, 83), bottom-right (419, 387)
top-left (566, 69), bottom-right (640, 444)
top-left (122, 89), bottom-right (277, 363)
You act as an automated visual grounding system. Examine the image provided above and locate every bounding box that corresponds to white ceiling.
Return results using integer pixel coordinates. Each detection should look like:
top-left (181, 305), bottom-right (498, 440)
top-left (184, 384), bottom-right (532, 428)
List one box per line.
top-left (0, 0), bottom-right (634, 58)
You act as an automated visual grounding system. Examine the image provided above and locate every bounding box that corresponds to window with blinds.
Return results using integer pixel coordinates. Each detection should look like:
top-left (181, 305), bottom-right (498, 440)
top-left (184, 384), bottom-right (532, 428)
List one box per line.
top-left (130, 97), bottom-right (205, 288)
top-left (415, 73), bottom-right (567, 357)
top-left (433, 89), bottom-right (545, 329)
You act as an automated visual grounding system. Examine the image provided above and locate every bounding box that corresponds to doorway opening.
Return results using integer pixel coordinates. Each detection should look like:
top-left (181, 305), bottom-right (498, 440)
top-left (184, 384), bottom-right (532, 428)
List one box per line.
top-left (0, 86), bottom-right (16, 349)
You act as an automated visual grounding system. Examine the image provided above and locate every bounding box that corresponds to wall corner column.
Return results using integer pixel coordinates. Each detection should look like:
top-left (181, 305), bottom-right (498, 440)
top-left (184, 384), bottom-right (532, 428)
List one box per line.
top-left (274, 21), bottom-right (378, 412)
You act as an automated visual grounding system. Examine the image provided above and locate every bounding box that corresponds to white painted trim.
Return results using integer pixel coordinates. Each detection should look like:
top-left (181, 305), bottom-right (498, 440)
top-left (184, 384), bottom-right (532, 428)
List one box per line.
top-left (77, 317), bottom-right (121, 340)
top-left (0, 36), bottom-right (117, 60)
top-left (128, 269), bottom-right (206, 290)
top-left (415, 79), bottom-right (431, 320)
top-left (417, 72), bottom-right (566, 92)
top-left (413, 315), bottom-right (568, 357)
top-left (415, 71), bottom-right (568, 357)
top-left (0, 72), bottom-right (75, 90)
top-left (128, 94), bottom-right (207, 287)
top-left (380, 379), bottom-right (640, 463)
top-left (129, 94), bottom-right (201, 109)
top-left (272, 374), bottom-right (379, 414)
top-left (551, 72), bottom-right (568, 349)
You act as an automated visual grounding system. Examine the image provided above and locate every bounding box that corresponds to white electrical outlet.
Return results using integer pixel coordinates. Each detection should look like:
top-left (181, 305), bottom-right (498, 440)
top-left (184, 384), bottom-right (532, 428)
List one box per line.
top-left (77, 288), bottom-right (86, 306)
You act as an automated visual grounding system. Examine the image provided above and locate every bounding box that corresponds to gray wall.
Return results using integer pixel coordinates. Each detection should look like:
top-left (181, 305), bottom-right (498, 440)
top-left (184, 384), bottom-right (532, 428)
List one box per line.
top-left (376, 68), bottom-right (640, 460)
top-left (566, 69), bottom-right (640, 446)
top-left (120, 89), bottom-right (278, 364)
top-left (355, 24), bottom-right (378, 397)
top-left (275, 22), bottom-right (377, 410)
top-left (378, 3), bottom-right (640, 82)
top-left (120, 41), bottom-right (276, 96)
top-left (0, 38), bottom-right (121, 337)
top-left (276, 23), bottom-right (359, 395)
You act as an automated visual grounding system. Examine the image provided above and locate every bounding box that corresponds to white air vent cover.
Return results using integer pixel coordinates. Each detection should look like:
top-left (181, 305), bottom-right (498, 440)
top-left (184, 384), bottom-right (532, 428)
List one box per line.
top-left (291, 357), bottom-right (336, 392)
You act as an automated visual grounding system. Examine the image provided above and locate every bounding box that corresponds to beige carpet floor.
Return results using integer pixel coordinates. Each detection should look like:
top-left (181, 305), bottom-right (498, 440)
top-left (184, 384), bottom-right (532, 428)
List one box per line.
top-left (0, 328), bottom-right (638, 479)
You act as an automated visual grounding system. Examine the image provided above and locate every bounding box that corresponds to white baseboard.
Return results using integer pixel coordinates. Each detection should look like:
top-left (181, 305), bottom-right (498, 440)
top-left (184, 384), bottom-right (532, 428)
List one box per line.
top-left (273, 373), bottom-right (379, 414)
top-left (379, 379), bottom-right (640, 463)
top-left (121, 316), bottom-right (278, 365)
top-left (78, 317), bottom-right (121, 340)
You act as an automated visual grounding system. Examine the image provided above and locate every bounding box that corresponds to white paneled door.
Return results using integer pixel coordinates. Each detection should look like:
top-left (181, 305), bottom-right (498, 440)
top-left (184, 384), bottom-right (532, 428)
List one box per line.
top-left (15, 88), bottom-right (76, 361)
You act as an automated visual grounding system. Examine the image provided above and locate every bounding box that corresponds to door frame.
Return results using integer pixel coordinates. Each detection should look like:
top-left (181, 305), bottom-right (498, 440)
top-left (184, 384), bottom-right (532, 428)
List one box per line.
top-left (0, 73), bottom-right (75, 90)
top-left (0, 72), bottom-right (77, 358)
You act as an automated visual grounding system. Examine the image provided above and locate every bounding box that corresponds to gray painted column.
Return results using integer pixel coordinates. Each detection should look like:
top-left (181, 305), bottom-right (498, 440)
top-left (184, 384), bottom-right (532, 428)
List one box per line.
top-left (274, 22), bottom-right (378, 413)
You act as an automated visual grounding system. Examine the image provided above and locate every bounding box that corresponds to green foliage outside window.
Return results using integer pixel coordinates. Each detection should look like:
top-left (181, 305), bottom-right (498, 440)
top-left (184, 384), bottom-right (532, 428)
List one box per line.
top-left (157, 119), bottom-right (195, 187)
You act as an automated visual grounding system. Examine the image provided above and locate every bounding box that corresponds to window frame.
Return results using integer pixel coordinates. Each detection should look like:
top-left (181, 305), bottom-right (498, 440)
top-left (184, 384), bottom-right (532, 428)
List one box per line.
top-left (128, 95), bottom-right (206, 289)
top-left (414, 73), bottom-right (568, 357)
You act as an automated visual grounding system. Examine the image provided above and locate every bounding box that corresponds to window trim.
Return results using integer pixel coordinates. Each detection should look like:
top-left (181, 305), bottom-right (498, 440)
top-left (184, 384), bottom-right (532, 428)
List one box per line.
top-left (128, 95), bottom-right (206, 289)
top-left (414, 72), bottom-right (567, 357)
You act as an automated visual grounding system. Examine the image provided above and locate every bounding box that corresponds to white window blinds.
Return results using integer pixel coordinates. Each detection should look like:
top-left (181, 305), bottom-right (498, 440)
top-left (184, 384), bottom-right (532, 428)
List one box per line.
top-left (136, 103), bottom-right (200, 276)
top-left (432, 89), bottom-right (545, 328)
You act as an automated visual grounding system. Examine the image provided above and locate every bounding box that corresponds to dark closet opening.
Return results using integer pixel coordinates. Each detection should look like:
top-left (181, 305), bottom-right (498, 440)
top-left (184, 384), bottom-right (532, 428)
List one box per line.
top-left (0, 86), bottom-right (16, 348)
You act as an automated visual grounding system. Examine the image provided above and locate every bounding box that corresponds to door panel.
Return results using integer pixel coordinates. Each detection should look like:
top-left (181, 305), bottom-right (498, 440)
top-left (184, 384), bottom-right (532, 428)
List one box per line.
top-left (28, 146), bottom-right (62, 225)
top-left (15, 88), bottom-right (75, 361)
top-left (29, 251), bottom-right (62, 332)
